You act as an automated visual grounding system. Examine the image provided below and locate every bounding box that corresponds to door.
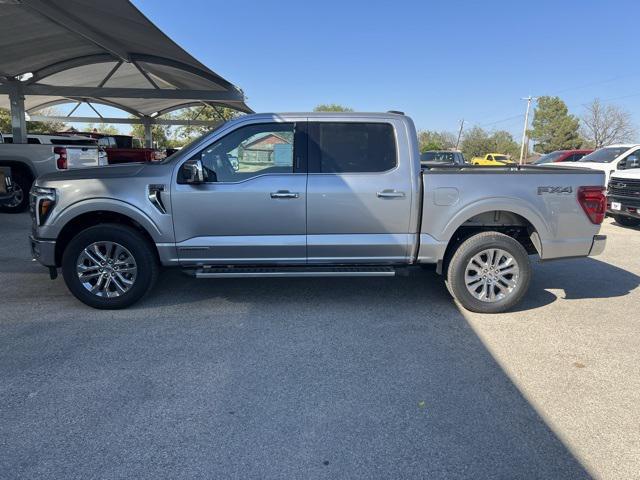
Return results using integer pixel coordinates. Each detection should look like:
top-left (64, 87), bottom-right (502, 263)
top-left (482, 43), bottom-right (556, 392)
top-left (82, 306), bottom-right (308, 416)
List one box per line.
top-left (172, 121), bottom-right (307, 265)
top-left (306, 120), bottom-right (413, 263)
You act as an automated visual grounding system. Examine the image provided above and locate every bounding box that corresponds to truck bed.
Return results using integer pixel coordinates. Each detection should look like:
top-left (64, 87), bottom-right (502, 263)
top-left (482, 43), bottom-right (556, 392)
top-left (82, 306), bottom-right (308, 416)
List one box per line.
top-left (417, 164), bottom-right (606, 263)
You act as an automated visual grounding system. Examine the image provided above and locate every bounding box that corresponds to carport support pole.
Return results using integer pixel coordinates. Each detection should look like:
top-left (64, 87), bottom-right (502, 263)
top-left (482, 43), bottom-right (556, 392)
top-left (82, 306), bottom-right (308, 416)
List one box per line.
top-left (7, 80), bottom-right (27, 144)
top-left (142, 116), bottom-right (153, 148)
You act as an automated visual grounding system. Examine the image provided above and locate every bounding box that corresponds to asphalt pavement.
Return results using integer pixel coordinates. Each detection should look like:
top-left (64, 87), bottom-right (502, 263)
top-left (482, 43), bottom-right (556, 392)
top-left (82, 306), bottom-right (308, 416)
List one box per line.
top-left (1, 212), bottom-right (638, 479)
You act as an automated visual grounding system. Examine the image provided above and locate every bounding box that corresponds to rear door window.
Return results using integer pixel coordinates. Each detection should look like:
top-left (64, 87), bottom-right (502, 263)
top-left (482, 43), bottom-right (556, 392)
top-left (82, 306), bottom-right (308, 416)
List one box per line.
top-left (308, 122), bottom-right (397, 173)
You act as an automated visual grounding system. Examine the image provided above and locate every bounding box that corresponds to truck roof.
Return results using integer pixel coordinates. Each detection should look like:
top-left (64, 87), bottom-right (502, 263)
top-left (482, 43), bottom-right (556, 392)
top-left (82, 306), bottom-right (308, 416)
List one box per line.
top-left (249, 112), bottom-right (408, 120)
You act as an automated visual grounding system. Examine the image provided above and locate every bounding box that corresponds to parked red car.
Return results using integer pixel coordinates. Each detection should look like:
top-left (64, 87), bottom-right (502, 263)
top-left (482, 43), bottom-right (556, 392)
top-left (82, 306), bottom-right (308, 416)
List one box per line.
top-left (74, 133), bottom-right (166, 164)
top-left (533, 149), bottom-right (593, 164)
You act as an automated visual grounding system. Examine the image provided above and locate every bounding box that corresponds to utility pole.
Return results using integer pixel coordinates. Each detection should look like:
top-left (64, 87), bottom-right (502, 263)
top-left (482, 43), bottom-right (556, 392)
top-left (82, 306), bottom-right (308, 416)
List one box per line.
top-left (455, 119), bottom-right (464, 149)
top-left (519, 96), bottom-right (536, 165)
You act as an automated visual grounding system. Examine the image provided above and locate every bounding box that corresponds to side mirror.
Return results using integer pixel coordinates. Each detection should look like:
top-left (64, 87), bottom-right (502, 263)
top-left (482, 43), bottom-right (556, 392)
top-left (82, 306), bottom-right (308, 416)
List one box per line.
top-left (180, 158), bottom-right (205, 184)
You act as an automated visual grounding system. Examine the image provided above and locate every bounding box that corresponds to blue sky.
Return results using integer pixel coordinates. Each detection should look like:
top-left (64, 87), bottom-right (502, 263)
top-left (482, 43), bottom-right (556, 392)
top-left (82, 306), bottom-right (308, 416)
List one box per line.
top-left (74, 0), bottom-right (640, 138)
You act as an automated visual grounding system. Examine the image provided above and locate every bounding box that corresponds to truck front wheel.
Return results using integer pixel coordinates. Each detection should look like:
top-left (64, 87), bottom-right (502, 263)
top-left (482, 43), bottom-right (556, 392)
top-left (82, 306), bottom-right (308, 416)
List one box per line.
top-left (446, 231), bottom-right (531, 314)
top-left (61, 224), bottom-right (159, 309)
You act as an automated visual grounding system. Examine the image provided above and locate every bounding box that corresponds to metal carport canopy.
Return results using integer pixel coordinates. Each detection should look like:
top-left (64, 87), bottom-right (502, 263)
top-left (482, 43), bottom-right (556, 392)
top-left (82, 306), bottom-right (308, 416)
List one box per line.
top-left (0, 0), bottom-right (252, 143)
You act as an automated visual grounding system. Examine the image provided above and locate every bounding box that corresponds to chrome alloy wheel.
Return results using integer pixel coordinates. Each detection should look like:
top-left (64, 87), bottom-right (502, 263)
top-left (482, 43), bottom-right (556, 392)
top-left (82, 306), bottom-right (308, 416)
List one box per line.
top-left (76, 241), bottom-right (137, 298)
top-left (464, 248), bottom-right (520, 303)
top-left (6, 182), bottom-right (23, 207)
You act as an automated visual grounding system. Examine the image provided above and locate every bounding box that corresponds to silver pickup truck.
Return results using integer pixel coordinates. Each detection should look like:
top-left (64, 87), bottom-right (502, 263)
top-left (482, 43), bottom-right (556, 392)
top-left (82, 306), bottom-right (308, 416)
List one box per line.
top-left (30, 112), bottom-right (607, 313)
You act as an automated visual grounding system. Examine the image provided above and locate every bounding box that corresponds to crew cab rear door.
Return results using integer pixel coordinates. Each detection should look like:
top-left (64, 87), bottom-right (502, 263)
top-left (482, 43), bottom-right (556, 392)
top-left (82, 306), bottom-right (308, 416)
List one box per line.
top-left (306, 119), bottom-right (414, 263)
top-left (172, 120), bottom-right (308, 265)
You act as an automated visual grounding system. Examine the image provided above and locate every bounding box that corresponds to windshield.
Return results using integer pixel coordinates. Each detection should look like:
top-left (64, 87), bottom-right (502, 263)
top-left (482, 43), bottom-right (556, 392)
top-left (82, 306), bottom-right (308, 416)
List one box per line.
top-left (160, 123), bottom-right (229, 164)
top-left (579, 147), bottom-right (629, 163)
top-left (421, 151), bottom-right (456, 163)
top-left (534, 151), bottom-right (565, 164)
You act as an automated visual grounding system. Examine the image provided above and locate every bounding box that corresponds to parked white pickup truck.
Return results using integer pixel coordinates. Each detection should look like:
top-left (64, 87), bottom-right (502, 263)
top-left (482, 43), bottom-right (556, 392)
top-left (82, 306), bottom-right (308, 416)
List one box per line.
top-left (0, 133), bottom-right (103, 212)
top-left (551, 144), bottom-right (640, 184)
top-left (30, 112), bottom-right (608, 313)
top-left (607, 168), bottom-right (640, 227)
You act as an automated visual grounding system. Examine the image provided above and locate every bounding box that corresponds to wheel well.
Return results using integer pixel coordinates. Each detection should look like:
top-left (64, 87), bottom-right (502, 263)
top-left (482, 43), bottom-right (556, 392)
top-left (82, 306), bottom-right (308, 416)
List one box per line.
top-left (0, 161), bottom-right (34, 182)
top-left (54, 211), bottom-right (159, 266)
top-left (439, 210), bottom-right (540, 274)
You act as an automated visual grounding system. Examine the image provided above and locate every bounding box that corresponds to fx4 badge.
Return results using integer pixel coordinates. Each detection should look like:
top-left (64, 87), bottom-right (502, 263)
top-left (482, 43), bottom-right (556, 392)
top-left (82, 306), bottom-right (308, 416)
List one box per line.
top-left (537, 186), bottom-right (573, 195)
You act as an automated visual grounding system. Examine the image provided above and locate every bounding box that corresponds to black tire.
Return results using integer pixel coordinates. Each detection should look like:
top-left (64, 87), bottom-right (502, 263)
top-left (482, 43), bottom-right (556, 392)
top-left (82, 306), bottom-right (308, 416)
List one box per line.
top-left (61, 224), bottom-right (159, 309)
top-left (0, 169), bottom-right (31, 213)
top-left (614, 215), bottom-right (640, 228)
top-left (445, 231), bottom-right (531, 314)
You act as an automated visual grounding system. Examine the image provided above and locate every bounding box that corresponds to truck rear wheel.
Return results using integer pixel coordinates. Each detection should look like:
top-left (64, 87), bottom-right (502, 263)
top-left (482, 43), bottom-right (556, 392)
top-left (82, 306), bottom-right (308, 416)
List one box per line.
top-left (446, 231), bottom-right (531, 314)
top-left (0, 170), bottom-right (31, 213)
top-left (61, 224), bottom-right (159, 309)
top-left (614, 215), bottom-right (640, 228)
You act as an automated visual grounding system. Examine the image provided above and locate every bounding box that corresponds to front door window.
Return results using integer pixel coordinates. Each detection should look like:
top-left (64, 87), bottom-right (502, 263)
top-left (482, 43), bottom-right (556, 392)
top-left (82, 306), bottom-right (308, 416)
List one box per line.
top-left (198, 123), bottom-right (295, 182)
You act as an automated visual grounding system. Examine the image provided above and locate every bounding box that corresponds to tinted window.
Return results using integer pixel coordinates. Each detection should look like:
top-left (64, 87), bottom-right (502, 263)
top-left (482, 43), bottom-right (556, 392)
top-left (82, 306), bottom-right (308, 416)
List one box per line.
top-left (50, 139), bottom-right (97, 146)
top-left (534, 151), bottom-right (565, 164)
top-left (580, 147), bottom-right (629, 163)
top-left (27, 137), bottom-right (41, 144)
top-left (420, 151), bottom-right (456, 164)
top-left (113, 135), bottom-right (133, 148)
top-left (198, 122), bottom-right (295, 182)
top-left (309, 122), bottom-right (396, 173)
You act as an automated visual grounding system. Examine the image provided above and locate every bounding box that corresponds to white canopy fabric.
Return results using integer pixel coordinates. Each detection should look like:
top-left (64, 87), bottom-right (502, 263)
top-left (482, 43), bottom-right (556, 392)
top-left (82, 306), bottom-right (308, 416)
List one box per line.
top-left (0, 0), bottom-right (252, 117)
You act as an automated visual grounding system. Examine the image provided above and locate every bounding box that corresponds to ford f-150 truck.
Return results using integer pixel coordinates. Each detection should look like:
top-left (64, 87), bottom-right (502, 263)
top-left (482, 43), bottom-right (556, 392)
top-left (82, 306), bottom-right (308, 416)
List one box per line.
top-left (607, 169), bottom-right (640, 227)
top-left (29, 112), bottom-right (608, 313)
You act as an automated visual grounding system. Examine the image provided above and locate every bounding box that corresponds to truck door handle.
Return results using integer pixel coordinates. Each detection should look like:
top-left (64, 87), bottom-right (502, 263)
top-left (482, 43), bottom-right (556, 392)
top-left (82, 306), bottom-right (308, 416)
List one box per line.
top-left (270, 190), bottom-right (299, 199)
top-left (377, 189), bottom-right (405, 198)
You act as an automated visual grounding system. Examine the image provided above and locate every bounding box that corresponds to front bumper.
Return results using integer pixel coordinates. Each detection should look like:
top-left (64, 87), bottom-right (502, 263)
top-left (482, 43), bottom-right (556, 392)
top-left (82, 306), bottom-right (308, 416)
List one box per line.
top-left (607, 195), bottom-right (640, 219)
top-left (588, 235), bottom-right (607, 257)
top-left (30, 236), bottom-right (57, 267)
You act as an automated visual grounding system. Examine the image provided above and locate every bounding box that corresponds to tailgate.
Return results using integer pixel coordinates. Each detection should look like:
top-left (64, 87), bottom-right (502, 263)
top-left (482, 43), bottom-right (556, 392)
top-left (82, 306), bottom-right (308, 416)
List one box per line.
top-left (66, 146), bottom-right (100, 168)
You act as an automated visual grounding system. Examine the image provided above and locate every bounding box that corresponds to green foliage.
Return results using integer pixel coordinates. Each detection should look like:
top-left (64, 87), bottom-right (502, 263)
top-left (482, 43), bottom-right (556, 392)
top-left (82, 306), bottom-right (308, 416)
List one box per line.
top-left (175, 106), bottom-right (240, 141)
top-left (528, 96), bottom-right (582, 153)
top-left (0, 107), bottom-right (67, 134)
top-left (129, 115), bottom-right (172, 148)
top-left (82, 123), bottom-right (120, 135)
top-left (417, 130), bottom-right (456, 152)
top-left (460, 127), bottom-right (520, 160)
top-left (313, 104), bottom-right (354, 112)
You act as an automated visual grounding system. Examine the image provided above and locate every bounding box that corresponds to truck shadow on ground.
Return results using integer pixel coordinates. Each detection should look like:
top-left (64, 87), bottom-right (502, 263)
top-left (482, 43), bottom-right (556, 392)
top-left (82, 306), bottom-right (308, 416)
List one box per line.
top-left (120, 269), bottom-right (597, 478)
top-left (514, 256), bottom-right (640, 311)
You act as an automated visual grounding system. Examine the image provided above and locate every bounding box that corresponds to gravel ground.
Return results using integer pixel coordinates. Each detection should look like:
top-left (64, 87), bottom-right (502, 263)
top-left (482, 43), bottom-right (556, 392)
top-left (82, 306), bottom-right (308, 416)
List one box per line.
top-left (1, 212), bottom-right (638, 479)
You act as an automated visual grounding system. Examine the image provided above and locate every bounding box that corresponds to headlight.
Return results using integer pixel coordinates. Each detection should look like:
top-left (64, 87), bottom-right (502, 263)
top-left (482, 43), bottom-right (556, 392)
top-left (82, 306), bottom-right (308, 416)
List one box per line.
top-left (30, 186), bottom-right (57, 226)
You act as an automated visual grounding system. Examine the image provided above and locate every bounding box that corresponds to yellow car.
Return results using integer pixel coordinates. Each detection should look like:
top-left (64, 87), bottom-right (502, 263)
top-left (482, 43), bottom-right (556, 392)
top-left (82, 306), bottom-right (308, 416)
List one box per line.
top-left (471, 153), bottom-right (516, 166)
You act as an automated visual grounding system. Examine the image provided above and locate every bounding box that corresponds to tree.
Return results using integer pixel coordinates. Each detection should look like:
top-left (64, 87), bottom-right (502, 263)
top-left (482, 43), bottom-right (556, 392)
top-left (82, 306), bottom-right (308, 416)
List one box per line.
top-left (581, 98), bottom-right (636, 148)
top-left (461, 126), bottom-right (492, 160)
top-left (528, 96), bottom-right (582, 153)
top-left (175, 105), bottom-right (241, 141)
top-left (460, 126), bottom-right (520, 160)
top-left (491, 130), bottom-right (520, 159)
top-left (130, 116), bottom-right (172, 148)
top-left (0, 107), bottom-right (67, 134)
top-left (82, 123), bottom-right (120, 135)
top-left (313, 104), bottom-right (354, 112)
top-left (417, 130), bottom-right (456, 152)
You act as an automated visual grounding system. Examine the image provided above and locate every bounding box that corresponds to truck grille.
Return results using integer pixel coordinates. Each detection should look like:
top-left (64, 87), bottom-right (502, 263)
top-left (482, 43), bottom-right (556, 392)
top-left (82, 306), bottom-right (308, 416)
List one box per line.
top-left (608, 177), bottom-right (640, 198)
